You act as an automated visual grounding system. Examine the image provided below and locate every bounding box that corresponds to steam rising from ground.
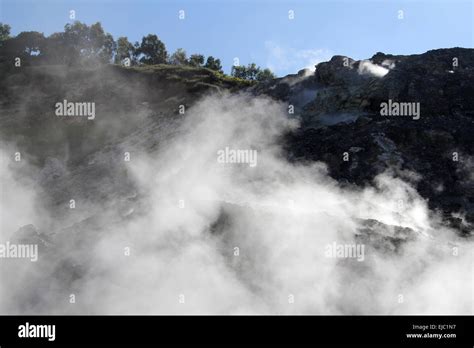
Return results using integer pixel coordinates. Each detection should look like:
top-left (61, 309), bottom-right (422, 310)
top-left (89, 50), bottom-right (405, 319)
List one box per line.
top-left (0, 93), bottom-right (472, 314)
top-left (358, 60), bottom-right (390, 77)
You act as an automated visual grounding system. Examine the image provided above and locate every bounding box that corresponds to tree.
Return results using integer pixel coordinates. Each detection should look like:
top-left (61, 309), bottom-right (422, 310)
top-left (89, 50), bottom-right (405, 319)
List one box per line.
top-left (37, 21), bottom-right (117, 65)
top-left (114, 36), bottom-right (135, 65)
top-left (136, 34), bottom-right (167, 65)
top-left (0, 31), bottom-right (46, 65)
top-left (244, 63), bottom-right (259, 80)
top-left (169, 48), bottom-right (187, 65)
top-left (0, 23), bottom-right (11, 45)
top-left (204, 56), bottom-right (223, 73)
top-left (256, 68), bottom-right (276, 82)
top-left (9, 31), bottom-right (45, 55)
top-left (231, 63), bottom-right (275, 81)
top-left (61, 21), bottom-right (116, 64)
top-left (230, 65), bottom-right (247, 79)
top-left (41, 31), bottom-right (75, 65)
top-left (188, 53), bottom-right (204, 67)
top-left (89, 23), bottom-right (116, 63)
top-left (231, 63), bottom-right (259, 80)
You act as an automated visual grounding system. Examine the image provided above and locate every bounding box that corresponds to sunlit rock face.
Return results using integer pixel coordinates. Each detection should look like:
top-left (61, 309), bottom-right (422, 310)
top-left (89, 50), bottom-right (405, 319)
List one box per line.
top-left (256, 48), bottom-right (474, 228)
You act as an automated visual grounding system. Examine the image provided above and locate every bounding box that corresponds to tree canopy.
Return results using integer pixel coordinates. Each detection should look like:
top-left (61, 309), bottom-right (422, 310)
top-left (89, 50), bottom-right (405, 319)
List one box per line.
top-left (169, 48), bottom-right (188, 65)
top-left (0, 21), bottom-right (277, 81)
top-left (204, 56), bottom-right (223, 73)
top-left (135, 34), bottom-right (168, 65)
top-left (231, 63), bottom-right (276, 81)
top-left (115, 36), bottom-right (135, 65)
top-left (0, 23), bottom-right (11, 44)
top-left (189, 54), bottom-right (205, 67)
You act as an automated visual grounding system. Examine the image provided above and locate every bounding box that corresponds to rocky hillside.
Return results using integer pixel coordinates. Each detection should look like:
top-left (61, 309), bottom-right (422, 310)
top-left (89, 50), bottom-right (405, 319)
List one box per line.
top-left (0, 64), bottom-right (252, 165)
top-left (1, 48), bottom-right (473, 233)
top-left (1, 48), bottom-right (473, 315)
top-left (255, 48), bottom-right (474, 231)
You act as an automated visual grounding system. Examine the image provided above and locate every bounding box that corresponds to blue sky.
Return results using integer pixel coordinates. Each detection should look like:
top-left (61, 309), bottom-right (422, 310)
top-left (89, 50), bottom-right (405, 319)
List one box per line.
top-left (1, 0), bottom-right (472, 76)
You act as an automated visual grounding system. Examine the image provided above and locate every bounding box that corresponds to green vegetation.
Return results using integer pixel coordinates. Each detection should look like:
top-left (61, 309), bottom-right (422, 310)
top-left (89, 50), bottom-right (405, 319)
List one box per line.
top-left (114, 36), bottom-right (136, 65)
top-left (231, 63), bottom-right (276, 82)
top-left (203, 56), bottom-right (223, 73)
top-left (0, 21), bottom-right (275, 82)
top-left (135, 33), bottom-right (167, 65)
top-left (0, 23), bottom-right (11, 44)
top-left (169, 48), bottom-right (188, 65)
top-left (188, 54), bottom-right (205, 67)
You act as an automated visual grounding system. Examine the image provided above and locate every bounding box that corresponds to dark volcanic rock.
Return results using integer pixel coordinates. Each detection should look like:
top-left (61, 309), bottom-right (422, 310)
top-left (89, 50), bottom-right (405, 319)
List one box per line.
top-left (1, 48), bottom-right (472, 232)
top-left (310, 48), bottom-right (474, 118)
top-left (256, 48), bottom-right (474, 229)
top-left (355, 218), bottom-right (417, 254)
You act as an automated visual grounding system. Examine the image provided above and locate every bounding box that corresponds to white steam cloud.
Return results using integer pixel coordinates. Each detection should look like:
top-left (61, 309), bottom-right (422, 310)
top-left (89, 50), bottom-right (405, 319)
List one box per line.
top-left (358, 60), bottom-right (390, 77)
top-left (0, 92), bottom-right (472, 314)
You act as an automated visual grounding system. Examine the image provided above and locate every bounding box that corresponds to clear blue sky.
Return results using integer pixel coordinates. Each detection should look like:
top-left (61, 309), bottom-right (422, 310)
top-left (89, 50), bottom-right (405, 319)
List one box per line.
top-left (0, 0), bottom-right (472, 76)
